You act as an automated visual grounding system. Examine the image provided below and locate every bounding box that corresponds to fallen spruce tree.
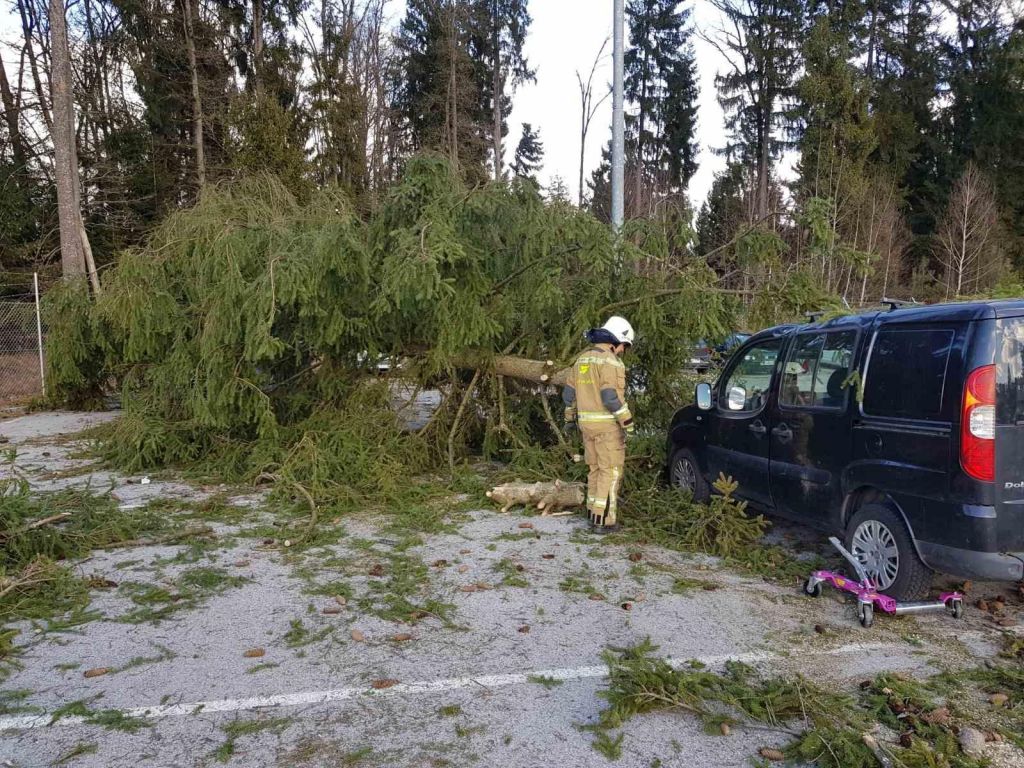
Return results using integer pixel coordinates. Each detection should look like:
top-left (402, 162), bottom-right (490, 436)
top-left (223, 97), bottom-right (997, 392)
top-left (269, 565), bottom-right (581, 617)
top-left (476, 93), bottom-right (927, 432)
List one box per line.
top-left (44, 155), bottom-right (837, 524)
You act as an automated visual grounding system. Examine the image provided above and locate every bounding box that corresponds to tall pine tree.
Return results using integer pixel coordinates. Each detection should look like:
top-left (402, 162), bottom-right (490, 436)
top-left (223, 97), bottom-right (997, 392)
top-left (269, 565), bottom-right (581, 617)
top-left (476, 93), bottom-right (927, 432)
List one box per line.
top-left (511, 123), bottom-right (543, 181)
top-left (795, 14), bottom-right (877, 202)
top-left (870, 0), bottom-right (942, 246)
top-left (393, 0), bottom-right (489, 181)
top-left (710, 0), bottom-right (803, 219)
top-left (470, 0), bottom-right (533, 179)
top-left (625, 0), bottom-right (699, 211)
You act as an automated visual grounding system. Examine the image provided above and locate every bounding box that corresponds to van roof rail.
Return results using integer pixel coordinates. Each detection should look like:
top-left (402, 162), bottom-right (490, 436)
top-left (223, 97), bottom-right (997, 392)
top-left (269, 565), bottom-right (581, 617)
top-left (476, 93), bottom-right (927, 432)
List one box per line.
top-left (880, 297), bottom-right (922, 312)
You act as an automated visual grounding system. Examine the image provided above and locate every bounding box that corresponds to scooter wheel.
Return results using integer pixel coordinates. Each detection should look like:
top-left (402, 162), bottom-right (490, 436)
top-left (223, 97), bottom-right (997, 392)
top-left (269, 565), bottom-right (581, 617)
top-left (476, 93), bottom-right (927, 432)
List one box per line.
top-left (858, 603), bottom-right (874, 629)
top-left (803, 578), bottom-right (822, 598)
top-left (951, 599), bottom-right (964, 619)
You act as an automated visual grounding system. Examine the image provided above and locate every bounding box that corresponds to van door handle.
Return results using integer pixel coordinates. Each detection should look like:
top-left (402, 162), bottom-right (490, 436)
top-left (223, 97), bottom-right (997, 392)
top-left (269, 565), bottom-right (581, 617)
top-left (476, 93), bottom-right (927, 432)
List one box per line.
top-left (772, 423), bottom-right (793, 443)
top-left (749, 420), bottom-right (767, 436)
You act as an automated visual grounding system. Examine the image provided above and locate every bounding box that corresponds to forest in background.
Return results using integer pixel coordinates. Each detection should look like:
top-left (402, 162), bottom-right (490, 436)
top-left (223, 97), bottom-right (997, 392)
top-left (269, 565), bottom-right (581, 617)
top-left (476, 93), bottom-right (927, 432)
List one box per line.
top-left (0, 0), bottom-right (1022, 307)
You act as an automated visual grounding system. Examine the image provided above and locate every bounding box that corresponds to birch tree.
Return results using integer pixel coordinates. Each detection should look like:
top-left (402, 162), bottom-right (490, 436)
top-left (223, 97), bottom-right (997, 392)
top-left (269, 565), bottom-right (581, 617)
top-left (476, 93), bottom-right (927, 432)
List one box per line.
top-left (938, 163), bottom-right (1003, 297)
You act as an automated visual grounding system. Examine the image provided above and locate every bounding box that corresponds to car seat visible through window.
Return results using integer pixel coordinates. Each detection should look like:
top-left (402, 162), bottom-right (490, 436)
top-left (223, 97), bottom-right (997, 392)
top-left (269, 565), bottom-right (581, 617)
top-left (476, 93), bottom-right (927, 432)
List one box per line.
top-left (821, 368), bottom-right (848, 407)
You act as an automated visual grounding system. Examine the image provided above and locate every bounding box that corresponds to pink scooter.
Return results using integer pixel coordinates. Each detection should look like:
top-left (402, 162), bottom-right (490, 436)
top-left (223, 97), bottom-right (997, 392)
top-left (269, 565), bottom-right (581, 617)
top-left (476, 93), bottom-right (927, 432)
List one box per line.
top-left (803, 537), bottom-right (964, 628)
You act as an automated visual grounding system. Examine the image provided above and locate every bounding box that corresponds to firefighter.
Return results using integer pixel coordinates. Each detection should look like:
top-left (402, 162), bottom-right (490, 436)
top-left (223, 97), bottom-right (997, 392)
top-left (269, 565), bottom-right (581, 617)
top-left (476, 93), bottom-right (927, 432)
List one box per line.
top-left (562, 316), bottom-right (635, 533)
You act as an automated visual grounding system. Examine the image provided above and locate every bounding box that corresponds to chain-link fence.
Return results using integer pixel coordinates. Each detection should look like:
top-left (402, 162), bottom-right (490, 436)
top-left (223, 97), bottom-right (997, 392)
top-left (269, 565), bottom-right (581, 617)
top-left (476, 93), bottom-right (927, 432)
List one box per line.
top-left (0, 275), bottom-right (45, 406)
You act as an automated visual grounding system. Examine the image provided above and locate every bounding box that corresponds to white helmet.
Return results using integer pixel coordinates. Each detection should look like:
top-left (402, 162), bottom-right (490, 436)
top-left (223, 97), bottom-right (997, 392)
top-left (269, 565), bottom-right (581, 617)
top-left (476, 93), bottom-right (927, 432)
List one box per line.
top-left (602, 316), bottom-right (635, 346)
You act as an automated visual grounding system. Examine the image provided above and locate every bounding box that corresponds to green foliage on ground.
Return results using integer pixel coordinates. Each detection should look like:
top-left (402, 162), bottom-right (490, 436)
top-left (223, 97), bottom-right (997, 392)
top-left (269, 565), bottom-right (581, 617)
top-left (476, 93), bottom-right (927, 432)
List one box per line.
top-left (213, 716), bottom-right (294, 763)
top-left (117, 567), bottom-right (248, 625)
top-left (0, 462), bottom-right (216, 677)
top-left (48, 699), bottom-right (151, 733)
top-left (592, 639), bottom-right (990, 767)
top-left (0, 470), bottom-right (168, 635)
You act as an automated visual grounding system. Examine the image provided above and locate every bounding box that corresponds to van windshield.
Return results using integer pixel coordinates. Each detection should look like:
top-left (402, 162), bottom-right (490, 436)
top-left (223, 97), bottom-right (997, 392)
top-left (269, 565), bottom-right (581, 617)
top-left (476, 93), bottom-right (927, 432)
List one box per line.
top-left (996, 318), bottom-right (1024, 425)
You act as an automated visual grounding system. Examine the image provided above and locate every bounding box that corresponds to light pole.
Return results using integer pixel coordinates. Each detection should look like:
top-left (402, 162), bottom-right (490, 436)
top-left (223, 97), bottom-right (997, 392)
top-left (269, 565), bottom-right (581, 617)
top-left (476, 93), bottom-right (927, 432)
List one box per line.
top-left (611, 0), bottom-right (625, 231)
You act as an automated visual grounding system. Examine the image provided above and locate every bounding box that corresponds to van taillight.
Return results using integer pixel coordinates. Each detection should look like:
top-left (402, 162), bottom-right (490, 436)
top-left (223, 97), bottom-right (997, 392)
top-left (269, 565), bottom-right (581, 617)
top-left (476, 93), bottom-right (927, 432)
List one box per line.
top-left (961, 365), bottom-right (995, 482)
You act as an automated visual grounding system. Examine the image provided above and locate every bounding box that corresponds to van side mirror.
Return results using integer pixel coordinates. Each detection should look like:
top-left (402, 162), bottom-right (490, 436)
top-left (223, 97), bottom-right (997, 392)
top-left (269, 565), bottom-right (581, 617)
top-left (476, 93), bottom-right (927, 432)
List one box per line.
top-left (696, 382), bottom-right (713, 411)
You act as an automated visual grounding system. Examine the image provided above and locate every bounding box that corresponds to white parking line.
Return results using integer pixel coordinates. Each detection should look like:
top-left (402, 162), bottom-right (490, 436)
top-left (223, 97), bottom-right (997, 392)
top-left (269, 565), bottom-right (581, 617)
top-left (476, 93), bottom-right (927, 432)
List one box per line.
top-left (0, 642), bottom-right (897, 732)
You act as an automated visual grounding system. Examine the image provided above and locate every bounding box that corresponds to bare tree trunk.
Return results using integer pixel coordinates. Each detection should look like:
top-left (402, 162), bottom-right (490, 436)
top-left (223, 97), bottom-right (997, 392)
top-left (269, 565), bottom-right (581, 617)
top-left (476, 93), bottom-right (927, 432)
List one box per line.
top-left (182, 0), bottom-right (205, 189)
top-left (18, 0), bottom-right (53, 132)
top-left (758, 118), bottom-right (770, 221)
top-left (0, 58), bottom-right (29, 175)
top-left (49, 0), bottom-right (88, 280)
top-left (444, 5), bottom-right (460, 172)
top-left (490, 0), bottom-right (503, 180)
top-left (576, 38), bottom-right (609, 207)
top-left (634, 41), bottom-right (651, 216)
top-left (865, 0), bottom-right (879, 80)
top-left (251, 0), bottom-right (263, 92)
top-left (578, 114), bottom-right (586, 206)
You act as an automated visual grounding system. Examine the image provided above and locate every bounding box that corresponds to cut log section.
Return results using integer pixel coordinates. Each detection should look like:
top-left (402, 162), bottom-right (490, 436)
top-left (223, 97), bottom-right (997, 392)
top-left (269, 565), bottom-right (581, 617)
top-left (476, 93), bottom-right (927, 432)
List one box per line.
top-left (486, 480), bottom-right (585, 516)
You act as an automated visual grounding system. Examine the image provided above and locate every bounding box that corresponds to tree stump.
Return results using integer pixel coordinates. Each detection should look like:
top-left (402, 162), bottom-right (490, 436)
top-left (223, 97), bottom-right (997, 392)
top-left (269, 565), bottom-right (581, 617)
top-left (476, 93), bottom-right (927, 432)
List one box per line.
top-left (486, 480), bottom-right (585, 516)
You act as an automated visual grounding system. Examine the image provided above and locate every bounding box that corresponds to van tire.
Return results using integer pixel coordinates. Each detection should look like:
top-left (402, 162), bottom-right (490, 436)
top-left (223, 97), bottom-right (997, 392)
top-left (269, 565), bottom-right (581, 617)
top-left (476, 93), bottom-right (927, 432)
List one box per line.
top-left (669, 448), bottom-right (710, 503)
top-left (844, 504), bottom-right (933, 601)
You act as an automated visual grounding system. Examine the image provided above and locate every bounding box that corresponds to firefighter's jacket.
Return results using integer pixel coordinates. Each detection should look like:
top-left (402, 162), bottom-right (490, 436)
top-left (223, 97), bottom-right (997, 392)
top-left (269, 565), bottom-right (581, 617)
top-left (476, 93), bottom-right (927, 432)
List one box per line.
top-left (563, 344), bottom-right (634, 434)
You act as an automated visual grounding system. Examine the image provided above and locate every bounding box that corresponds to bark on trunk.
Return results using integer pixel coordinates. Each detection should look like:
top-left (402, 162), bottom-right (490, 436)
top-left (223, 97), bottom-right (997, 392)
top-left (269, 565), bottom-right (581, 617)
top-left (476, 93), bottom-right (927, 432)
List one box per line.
top-left (251, 0), bottom-right (263, 92)
top-left (758, 115), bottom-right (770, 221)
top-left (451, 353), bottom-right (571, 387)
top-left (490, 1), bottom-right (502, 181)
top-left (18, 0), bottom-right (52, 132)
top-left (445, 7), bottom-right (459, 171)
top-left (578, 118), bottom-right (586, 207)
top-left (182, 0), bottom-right (205, 189)
top-left (0, 58), bottom-right (29, 175)
top-left (49, 0), bottom-right (87, 280)
top-left (487, 481), bottom-right (585, 515)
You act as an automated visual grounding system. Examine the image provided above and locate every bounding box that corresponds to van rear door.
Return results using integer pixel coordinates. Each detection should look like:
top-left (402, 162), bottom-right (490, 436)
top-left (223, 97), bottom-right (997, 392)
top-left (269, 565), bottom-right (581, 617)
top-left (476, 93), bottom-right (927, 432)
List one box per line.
top-left (995, 316), bottom-right (1024, 549)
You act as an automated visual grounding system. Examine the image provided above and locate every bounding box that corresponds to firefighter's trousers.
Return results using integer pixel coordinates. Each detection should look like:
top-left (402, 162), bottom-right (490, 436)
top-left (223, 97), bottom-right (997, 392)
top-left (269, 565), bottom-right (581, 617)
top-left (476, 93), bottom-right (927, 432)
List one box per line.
top-left (581, 428), bottom-right (625, 527)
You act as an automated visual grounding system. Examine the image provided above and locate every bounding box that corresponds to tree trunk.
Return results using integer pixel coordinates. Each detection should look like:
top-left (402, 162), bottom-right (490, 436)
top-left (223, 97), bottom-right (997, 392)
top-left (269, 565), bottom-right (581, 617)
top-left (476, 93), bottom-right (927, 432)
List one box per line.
top-left (0, 58), bottom-right (29, 175)
top-left (445, 6), bottom-right (460, 171)
top-left (487, 480), bottom-right (585, 514)
top-left (578, 112), bottom-right (586, 207)
top-left (251, 0), bottom-right (263, 92)
top-left (491, 0), bottom-right (503, 180)
top-left (18, 0), bottom-right (52, 133)
top-left (758, 115), bottom-right (770, 221)
top-left (635, 42), bottom-right (650, 216)
top-left (49, 0), bottom-right (88, 280)
top-left (182, 0), bottom-right (206, 189)
top-left (452, 353), bottom-right (572, 387)
top-left (865, 0), bottom-right (879, 81)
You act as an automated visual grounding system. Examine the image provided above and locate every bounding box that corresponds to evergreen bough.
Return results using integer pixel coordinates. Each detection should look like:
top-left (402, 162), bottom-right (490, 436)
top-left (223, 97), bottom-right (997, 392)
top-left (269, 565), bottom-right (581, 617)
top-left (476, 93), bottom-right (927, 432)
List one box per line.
top-left (43, 156), bottom-right (825, 512)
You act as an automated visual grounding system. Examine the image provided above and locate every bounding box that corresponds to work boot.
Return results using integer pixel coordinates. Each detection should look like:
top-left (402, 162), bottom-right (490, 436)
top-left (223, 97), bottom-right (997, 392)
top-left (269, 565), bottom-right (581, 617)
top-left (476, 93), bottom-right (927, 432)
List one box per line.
top-left (591, 523), bottom-right (621, 535)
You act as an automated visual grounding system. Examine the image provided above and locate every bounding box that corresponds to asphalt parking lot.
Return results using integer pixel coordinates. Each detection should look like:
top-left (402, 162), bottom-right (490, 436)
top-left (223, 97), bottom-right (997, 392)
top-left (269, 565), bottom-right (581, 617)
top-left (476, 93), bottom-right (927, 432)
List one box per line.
top-left (1, 411), bottom-right (1021, 768)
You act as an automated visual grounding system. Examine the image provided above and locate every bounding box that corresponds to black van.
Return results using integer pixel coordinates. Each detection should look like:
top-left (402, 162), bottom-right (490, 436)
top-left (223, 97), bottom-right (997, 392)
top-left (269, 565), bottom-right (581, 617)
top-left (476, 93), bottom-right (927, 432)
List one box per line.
top-left (666, 300), bottom-right (1024, 600)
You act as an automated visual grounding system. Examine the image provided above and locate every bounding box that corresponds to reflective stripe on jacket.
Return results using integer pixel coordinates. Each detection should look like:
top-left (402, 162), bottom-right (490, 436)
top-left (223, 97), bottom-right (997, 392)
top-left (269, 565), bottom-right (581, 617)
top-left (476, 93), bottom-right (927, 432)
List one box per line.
top-left (563, 344), bottom-right (632, 433)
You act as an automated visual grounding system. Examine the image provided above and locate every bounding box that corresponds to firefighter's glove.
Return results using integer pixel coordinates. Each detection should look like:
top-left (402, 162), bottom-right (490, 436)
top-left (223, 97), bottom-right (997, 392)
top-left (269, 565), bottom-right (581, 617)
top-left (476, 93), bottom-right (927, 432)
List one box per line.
top-left (623, 423), bottom-right (636, 440)
top-left (563, 421), bottom-right (578, 437)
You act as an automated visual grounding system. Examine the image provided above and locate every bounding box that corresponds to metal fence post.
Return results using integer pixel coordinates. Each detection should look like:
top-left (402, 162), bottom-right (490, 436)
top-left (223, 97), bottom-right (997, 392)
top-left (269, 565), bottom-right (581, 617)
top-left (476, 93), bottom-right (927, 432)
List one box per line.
top-left (34, 272), bottom-right (45, 396)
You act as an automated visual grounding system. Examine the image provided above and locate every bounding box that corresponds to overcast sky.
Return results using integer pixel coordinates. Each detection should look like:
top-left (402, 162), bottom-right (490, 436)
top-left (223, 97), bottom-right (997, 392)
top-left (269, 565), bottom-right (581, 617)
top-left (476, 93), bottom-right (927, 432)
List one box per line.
top-left (1, 0), bottom-right (739, 208)
top-left (504, 0), bottom-right (731, 208)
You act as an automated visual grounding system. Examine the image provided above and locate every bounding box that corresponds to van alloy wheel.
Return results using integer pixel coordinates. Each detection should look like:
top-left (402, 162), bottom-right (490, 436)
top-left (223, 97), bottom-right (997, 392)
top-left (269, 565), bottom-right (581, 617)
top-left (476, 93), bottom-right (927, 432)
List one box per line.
top-left (850, 520), bottom-right (900, 590)
top-left (669, 449), bottom-right (709, 502)
top-left (673, 457), bottom-right (697, 493)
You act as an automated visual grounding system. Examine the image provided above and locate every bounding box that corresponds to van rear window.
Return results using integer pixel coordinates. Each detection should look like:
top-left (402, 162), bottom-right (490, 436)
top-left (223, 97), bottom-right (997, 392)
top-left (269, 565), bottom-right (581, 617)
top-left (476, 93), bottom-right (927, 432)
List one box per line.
top-left (863, 328), bottom-right (954, 419)
top-left (997, 318), bottom-right (1024, 425)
